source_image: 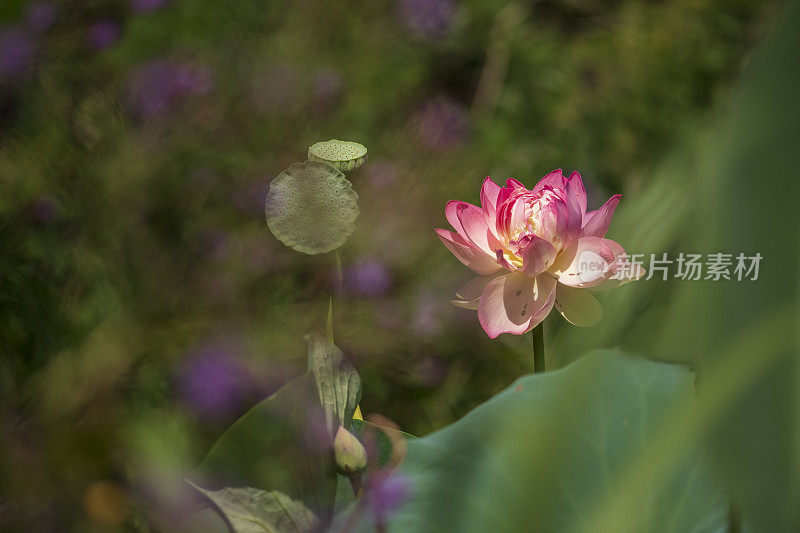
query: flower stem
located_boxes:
[729,503,741,533]
[331,249,344,345]
[532,322,545,373]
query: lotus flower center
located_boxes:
[509,189,563,253]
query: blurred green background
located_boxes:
[0,0,793,530]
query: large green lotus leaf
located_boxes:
[188,484,318,533]
[187,374,336,524]
[265,161,359,255]
[342,351,726,533]
[664,1,800,530]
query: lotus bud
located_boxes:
[333,425,367,475]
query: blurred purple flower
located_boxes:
[0,27,35,81]
[398,0,456,40]
[127,59,213,118]
[365,161,398,188]
[313,69,343,101]
[311,69,343,114]
[344,257,392,297]
[414,96,469,152]
[228,232,276,273]
[88,20,121,51]
[177,345,249,420]
[195,227,230,261]
[26,2,58,34]
[130,0,169,14]
[28,195,59,224]
[413,294,443,338]
[364,473,412,524]
[413,355,446,387]
[233,180,267,216]
[173,62,213,93]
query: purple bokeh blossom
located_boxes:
[365,161,399,188]
[177,345,250,420]
[233,180,267,216]
[127,59,213,118]
[310,68,343,114]
[344,257,392,297]
[0,27,35,81]
[28,195,59,224]
[130,0,170,14]
[413,355,447,387]
[194,227,231,262]
[414,96,469,152]
[88,20,122,51]
[413,294,444,338]
[26,2,58,34]
[364,473,412,524]
[398,0,456,40]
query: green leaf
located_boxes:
[188,374,335,523]
[188,483,318,533]
[306,333,362,437]
[265,161,359,255]
[662,1,800,529]
[340,351,725,533]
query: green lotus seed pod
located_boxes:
[308,140,368,173]
[265,161,359,255]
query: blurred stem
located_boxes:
[472,2,527,116]
[338,498,365,533]
[332,249,344,346]
[532,322,545,373]
[349,474,362,498]
[729,504,741,533]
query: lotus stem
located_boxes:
[332,249,344,345]
[532,322,545,373]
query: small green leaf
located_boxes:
[306,333,362,437]
[188,483,318,533]
[265,161,359,255]
[308,140,368,172]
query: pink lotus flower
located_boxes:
[436,170,644,338]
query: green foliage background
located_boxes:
[1,0,795,531]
